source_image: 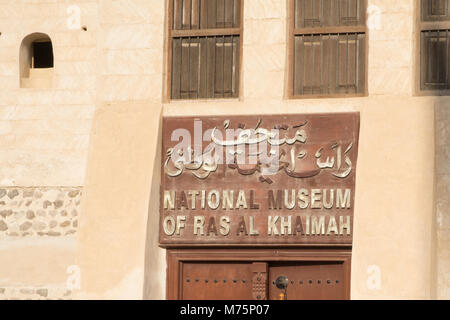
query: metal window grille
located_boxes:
[421,29,450,90]
[170,0,241,99]
[291,0,367,97]
[420,0,450,92]
[294,33,365,95]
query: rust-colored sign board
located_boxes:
[159,113,360,247]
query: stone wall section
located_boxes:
[0,287,72,300]
[0,187,81,238]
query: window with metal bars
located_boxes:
[290,0,367,97]
[169,0,241,100]
[420,0,450,92]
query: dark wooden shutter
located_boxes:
[291,0,367,97]
[419,0,450,92]
[295,0,366,28]
[421,30,450,90]
[421,0,450,21]
[169,0,241,100]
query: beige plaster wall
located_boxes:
[435,100,450,300]
[75,101,164,299]
[0,0,97,186]
[75,0,166,299]
[0,0,98,299]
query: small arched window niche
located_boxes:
[20,33,54,89]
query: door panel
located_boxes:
[269,262,346,300]
[181,262,254,300]
[166,249,351,300]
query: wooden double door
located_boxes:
[166,249,351,300]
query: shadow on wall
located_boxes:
[143,108,166,300]
[19,33,54,89]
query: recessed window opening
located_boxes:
[20,33,54,89]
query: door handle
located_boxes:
[275,275,289,300]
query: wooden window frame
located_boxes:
[415,0,450,96]
[165,0,244,102]
[287,0,369,99]
[166,248,352,300]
